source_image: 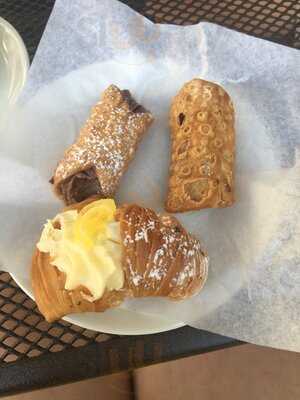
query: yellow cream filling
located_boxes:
[37,199,124,301]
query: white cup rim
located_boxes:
[0,16,29,104]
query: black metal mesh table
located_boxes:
[0,0,299,395]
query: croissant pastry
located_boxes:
[51,85,153,205]
[31,197,208,322]
[166,79,235,213]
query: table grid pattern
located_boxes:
[0,273,110,364]
[143,0,300,48]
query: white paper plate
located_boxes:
[5,61,245,335]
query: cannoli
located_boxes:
[51,85,153,205]
[165,79,235,212]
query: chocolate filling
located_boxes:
[121,90,146,113]
[58,167,102,205]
